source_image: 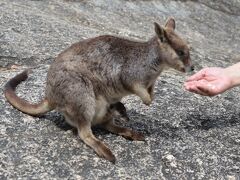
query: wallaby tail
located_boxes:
[4,70,53,116]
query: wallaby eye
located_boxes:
[177,50,185,57]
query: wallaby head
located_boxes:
[154,17,194,72]
[110,102,129,122]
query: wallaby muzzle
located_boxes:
[185,65,194,72]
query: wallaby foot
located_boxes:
[102,120,145,141]
[132,84,152,105]
[78,123,116,163]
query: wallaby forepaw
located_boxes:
[143,95,152,106]
[143,99,152,106]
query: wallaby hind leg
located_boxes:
[60,76,115,163]
[102,120,145,141]
[78,121,116,163]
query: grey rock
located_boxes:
[0,0,240,179]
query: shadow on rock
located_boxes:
[42,109,150,137]
[181,113,240,131]
[127,109,183,140]
[42,112,74,131]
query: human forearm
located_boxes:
[224,62,240,88]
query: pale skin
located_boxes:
[184,62,240,96]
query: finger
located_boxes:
[184,83,195,91]
[184,81,202,90]
[192,89,209,96]
[186,68,207,82]
[187,85,209,96]
[184,81,208,95]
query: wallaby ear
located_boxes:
[165,17,175,30]
[154,22,165,42]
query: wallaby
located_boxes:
[4,17,193,163]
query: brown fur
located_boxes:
[4,17,193,163]
[4,70,53,116]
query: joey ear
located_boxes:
[165,17,175,30]
[154,22,165,42]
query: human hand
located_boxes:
[184,67,233,96]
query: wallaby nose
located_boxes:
[191,65,195,71]
[185,65,194,73]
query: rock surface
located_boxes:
[0,0,240,179]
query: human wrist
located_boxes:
[224,63,240,87]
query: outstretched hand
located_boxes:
[184,67,233,96]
